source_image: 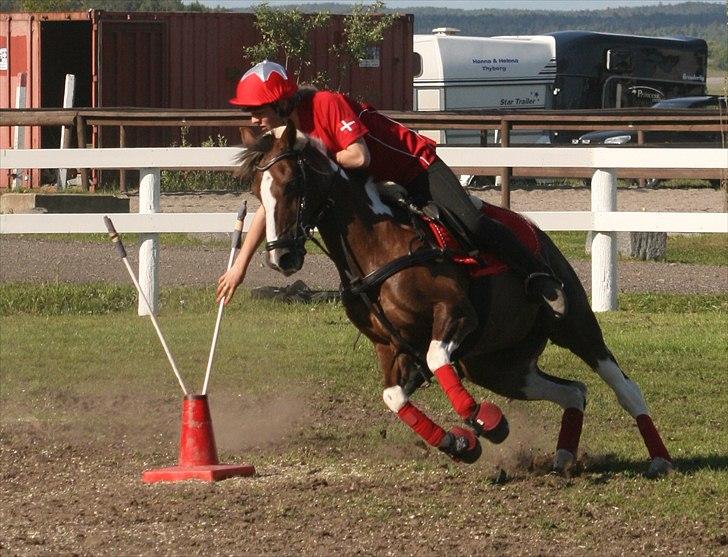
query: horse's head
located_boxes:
[238,121,337,276]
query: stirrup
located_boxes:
[525,272,567,319]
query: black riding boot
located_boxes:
[472,214,567,319]
[412,160,567,318]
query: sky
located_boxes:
[199,0,724,10]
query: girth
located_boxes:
[347,247,445,296]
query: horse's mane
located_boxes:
[234,133,275,181]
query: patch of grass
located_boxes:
[548,231,728,266]
[1,289,726,544]
[0,283,223,316]
[667,234,728,266]
[21,233,231,249]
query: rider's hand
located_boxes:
[216,265,245,305]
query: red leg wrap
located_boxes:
[636,414,671,461]
[433,364,477,419]
[473,401,504,432]
[556,407,584,456]
[398,402,447,447]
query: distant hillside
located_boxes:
[252,1,727,69]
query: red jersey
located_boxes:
[295,90,437,186]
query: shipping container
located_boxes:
[1,10,413,188]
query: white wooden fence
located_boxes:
[1,146,726,314]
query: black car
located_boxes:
[572,95,727,146]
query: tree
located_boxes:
[242,3,331,82]
[330,1,397,91]
[243,1,397,92]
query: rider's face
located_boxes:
[248,105,284,131]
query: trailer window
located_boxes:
[413,53,422,78]
[606,49,633,73]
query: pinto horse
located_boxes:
[238,122,673,477]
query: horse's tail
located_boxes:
[536,229,614,368]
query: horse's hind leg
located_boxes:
[468,353,588,473]
[592,354,672,477]
[376,344,481,464]
[549,298,673,477]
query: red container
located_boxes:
[1,10,414,188]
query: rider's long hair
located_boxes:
[274,85,318,119]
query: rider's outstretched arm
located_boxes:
[216,205,266,304]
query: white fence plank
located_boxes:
[2,146,726,170]
[1,211,726,235]
[1,145,726,313]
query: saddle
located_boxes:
[377,183,540,278]
[423,201,540,277]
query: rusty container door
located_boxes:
[96,15,168,150]
[1,12,93,188]
[1,13,37,188]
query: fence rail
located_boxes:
[1,145,726,314]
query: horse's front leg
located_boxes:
[376,344,482,464]
[428,301,510,445]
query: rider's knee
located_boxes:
[383,385,408,413]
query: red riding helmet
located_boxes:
[229,60,298,108]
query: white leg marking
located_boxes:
[383,385,408,413]
[365,178,394,216]
[522,364,586,410]
[596,358,649,417]
[426,339,458,371]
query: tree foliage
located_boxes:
[244,1,397,92]
[329,1,397,89]
[2,0,207,12]
[242,3,331,81]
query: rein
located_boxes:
[256,146,437,393]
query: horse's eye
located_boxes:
[285,179,303,196]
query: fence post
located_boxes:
[590,168,618,311]
[138,168,160,316]
[57,74,75,188]
[12,73,27,191]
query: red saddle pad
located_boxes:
[426,201,540,277]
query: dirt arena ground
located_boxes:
[1,186,727,555]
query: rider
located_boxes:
[217,60,566,318]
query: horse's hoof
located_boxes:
[468,408,509,445]
[438,427,482,464]
[646,457,674,479]
[467,402,510,444]
[552,449,575,475]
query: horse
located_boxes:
[237,121,673,478]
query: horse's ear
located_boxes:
[281,119,297,148]
[240,126,262,148]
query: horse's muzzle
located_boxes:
[265,235,307,276]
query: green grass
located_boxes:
[1,285,726,544]
[548,231,728,265]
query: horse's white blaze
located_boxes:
[260,170,282,264]
[522,363,586,410]
[426,339,458,371]
[595,358,649,417]
[365,178,394,216]
[383,385,408,413]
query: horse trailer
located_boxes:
[413,29,708,145]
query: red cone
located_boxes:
[142,394,255,483]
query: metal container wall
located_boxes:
[1,12,93,187]
[1,9,413,188]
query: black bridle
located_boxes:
[255,148,335,255]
